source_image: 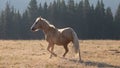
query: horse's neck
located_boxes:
[41,22,50,32]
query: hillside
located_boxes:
[0,40,120,68]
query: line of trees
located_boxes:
[0,0,120,39]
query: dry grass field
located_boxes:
[0,40,120,68]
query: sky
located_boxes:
[0,0,52,13]
[0,0,120,15]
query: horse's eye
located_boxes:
[35,22,38,25]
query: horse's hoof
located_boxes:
[49,55,52,58]
[79,60,83,63]
[63,54,66,58]
[53,53,57,57]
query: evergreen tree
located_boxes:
[21,10,29,39]
[75,0,84,38]
[38,3,43,17]
[27,0,39,38]
[67,0,75,17]
[67,0,75,12]
[28,0,38,22]
[50,0,58,23]
[115,4,120,24]
[114,4,120,38]
[105,7,114,38]
[0,11,6,38]
[59,0,67,27]
[83,0,91,18]
[94,0,106,38]
[12,11,22,38]
[66,0,75,27]
[43,2,48,18]
[82,0,91,38]
[3,2,13,38]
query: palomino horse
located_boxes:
[31,17,81,61]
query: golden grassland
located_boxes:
[0,40,120,68]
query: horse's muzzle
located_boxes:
[31,27,36,31]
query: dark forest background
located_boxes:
[0,0,120,39]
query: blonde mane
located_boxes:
[41,18,55,29]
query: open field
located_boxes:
[0,40,120,68]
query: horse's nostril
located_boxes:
[31,27,35,31]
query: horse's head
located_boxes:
[31,17,45,32]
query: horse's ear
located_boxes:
[39,16,42,20]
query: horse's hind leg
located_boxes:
[63,45,69,57]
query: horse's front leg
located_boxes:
[47,43,57,58]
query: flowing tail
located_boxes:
[71,28,81,61]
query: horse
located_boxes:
[31,17,81,61]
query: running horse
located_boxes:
[31,17,81,61]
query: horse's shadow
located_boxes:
[62,58,120,68]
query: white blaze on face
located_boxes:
[31,17,40,31]
[35,17,40,22]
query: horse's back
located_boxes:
[58,27,73,42]
[47,27,74,45]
